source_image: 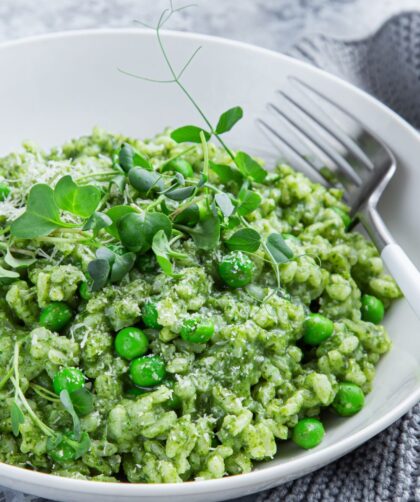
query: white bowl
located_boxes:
[0,29,419,502]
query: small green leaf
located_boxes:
[215,193,235,218]
[10,401,25,437]
[209,161,243,185]
[128,167,164,194]
[60,390,81,440]
[225,228,261,252]
[266,233,294,263]
[171,126,211,144]
[83,212,112,236]
[69,388,94,417]
[11,184,76,239]
[237,190,261,216]
[179,211,220,250]
[110,174,127,193]
[117,212,172,254]
[4,249,36,269]
[0,266,20,280]
[152,230,181,277]
[164,186,196,201]
[54,176,101,218]
[68,431,91,459]
[173,204,200,227]
[215,106,243,134]
[110,252,136,283]
[235,152,267,183]
[105,205,136,238]
[119,143,152,172]
[88,258,111,291]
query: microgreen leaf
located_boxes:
[83,211,112,236]
[69,388,94,417]
[215,193,235,218]
[60,389,81,440]
[164,185,196,201]
[128,167,164,194]
[105,205,136,239]
[54,176,101,218]
[109,252,136,283]
[119,143,152,172]
[215,106,243,134]
[266,233,294,263]
[117,212,172,253]
[209,161,243,185]
[178,211,220,250]
[96,247,116,264]
[4,249,36,269]
[47,431,91,461]
[10,401,25,437]
[88,259,111,291]
[225,228,261,252]
[69,431,91,459]
[171,126,211,144]
[152,230,182,277]
[0,266,20,281]
[10,184,77,239]
[173,204,200,227]
[235,152,267,183]
[111,174,127,193]
[237,190,261,216]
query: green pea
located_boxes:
[78,281,92,301]
[162,159,194,178]
[114,327,149,360]
[292,418,325,449]
[332,207,352,229]
[218,251,254,288]
[39,302,73,332]
[303,313,334,345]
[142,301,161,329]
[361,294,384,324]
[53,367,85,395]
[129,355,166,387]
[332,382,365,416]
[180,317,214,343]
[0,183,10,201]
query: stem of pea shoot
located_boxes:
[119,4,236,162]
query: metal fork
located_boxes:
[258,77,420,318]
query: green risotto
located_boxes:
[0,128,401,482]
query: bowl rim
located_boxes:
[0,27,419,498]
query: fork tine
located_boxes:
[256,118,335,187]
[277,89,375,171]
[290,77,386,160]
[267,102,362,186]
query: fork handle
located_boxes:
[382,243,420,318]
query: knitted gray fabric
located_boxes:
[0,3,419,502]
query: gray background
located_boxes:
[1,1,419,501]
